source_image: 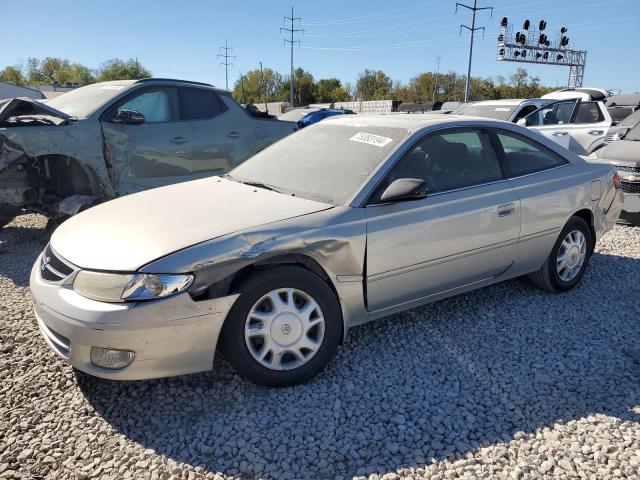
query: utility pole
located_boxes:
[456,0,493,102]
[432,56,442,103]
[259,62,268,114]
[239,72,246,105]
[217,40,235,91]
[280,6,303,108]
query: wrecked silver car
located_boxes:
[0,79,296,227]
[30,115,622,386]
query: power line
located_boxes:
[457,0,493,102]
[280,6,303,107]
[303,0,444,26]
[217,40,235,90]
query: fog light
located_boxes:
[90,347,135,369]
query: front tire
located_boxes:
[221,266,342,387]
[528,216,593,293]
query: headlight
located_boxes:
[73,271,194,303]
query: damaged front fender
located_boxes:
[0,119,114,216]
[141,206,370,333]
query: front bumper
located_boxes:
[29,254,238,380]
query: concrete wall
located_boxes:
[0,82,45,100]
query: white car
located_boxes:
[518,98,612,155]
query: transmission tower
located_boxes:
[280,6,303,107]
[456,0,493,102]
[217,40,235,91]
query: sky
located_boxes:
[2,0,639,93]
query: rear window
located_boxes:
[574,102,604,124]
[496,131,568,177]
[179,87,225,120]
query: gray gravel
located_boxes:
[1,214,639,480]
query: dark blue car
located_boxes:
[279,108,356,128]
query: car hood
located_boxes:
[51,176,333,271]
[592,140,640,167]
[0,97,72,124]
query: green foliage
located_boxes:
[356,69,393,101]
[278,68,317,106]
[0,66,27,86]
[96,58,151,82]
[26,57,96,86]
[232,68,283,105]
[316,78,351,103]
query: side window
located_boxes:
[118,89,174,123]
[496,131,568,177]
[525,101,576,126]
[179,87,225,120]
[574,102,604,124]
[376,129,503,199]
[513,105,538,122]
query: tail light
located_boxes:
[613,171,622,189]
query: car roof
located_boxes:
[128,78,228,95]
[321,113,509,131]
[467,99,528,106]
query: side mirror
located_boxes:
[110,109,145,125]
[516,118,527,127]
[379,178,428,203]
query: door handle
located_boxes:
[588,130,604,135]
[497,203,516,217]
[552,131,568,136]
[170,136,188,144]
[227,131,240,138]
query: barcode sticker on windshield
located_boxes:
[494,107,511,111]
[349,132,393,147]
[100,85,125,90]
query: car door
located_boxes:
[365,127,521,314]
[100,85,195,194]
[522,99,580,151]
[179,86,248,175]
[561,101,612,154]
[491,129,575,272]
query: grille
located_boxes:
[40,245,75,282]
[621,182,640,194]
[617,165,640,174]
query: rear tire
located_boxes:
[221,266,342,387]
[528,216,593,293]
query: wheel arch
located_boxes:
[571,208,596,253]
[203,252,345,342]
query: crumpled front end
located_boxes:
[0,119,113,219]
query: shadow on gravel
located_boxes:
[71,251,640,479]
[0,218,48,287]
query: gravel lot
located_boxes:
[1,214,639,480]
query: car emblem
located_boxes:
[41,256,51,271]
[281,324,292,335]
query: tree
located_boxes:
[96,58,151,82]
[25,57,95,86]
[356,69,393,101]
[316,78,351,103]
[278,68,317,106]
[0,65,27,86]
[232,68,283,105]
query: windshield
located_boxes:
[608,107,635,123]
[621,109,640,127]
[455,104,516,120]
[46,82,132,117]
[228,124,409,205]
[625,122,640,141]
